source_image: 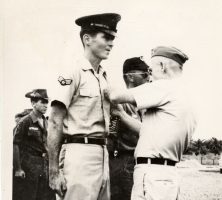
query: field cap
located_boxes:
[123,57,149,74]
[25,89,49,100]
[75,13,121,37]
[151,46,188,65]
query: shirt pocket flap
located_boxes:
[28,127,41,137]
[79,88,99,97]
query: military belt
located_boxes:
[136,157,177,166]
[109,150,134,158]
[24,148,47,158]
[65,136,107,146]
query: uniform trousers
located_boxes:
[131,164,180,200]
[59,143,110,200]
[109,152,134,200]
[13,152,55,200]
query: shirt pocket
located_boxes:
[79,88,99,97]
[73,88,101,121]
[28,127,41,138]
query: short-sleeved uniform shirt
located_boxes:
[52,56,110,137]
[130,77,197,162]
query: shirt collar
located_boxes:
[30,111,38,123]
[30,111,45,123]
[78,56,107,77]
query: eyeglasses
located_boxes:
[125,72,149,78]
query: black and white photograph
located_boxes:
[1,0,222,199]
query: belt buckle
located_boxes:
[148,158,151,164]
[42,153,46,157]
[104,138,108,145]
[114,150,118,157]
[84,137,88,144]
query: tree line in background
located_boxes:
[185,137,222,156]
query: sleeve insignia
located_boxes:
[58,76,73,86]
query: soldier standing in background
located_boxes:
[13,89,55,200]
[108,57,150,200]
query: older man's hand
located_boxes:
[111,104,125,117]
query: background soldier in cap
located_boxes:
[13,108,32,200]
[47,13,121,200]
[104,46,197,200]
[13,89,55,200]
[108,57,150,200]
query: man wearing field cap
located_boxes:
[108,57,150,200]
[13,89,55,200]
[47,13,121,200]
[104,46,197,200]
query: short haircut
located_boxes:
[79,29,100,46]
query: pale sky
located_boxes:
[1,0,222,197]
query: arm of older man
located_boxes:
[104,87,136,105]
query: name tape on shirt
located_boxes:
[29,127,39,131]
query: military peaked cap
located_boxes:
[75,13,121,37]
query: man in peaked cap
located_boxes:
[47,13,121,200]
[108,57,150,200]
[13,89,55,200]
[104,46,197,200]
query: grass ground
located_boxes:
[178,160,222,200]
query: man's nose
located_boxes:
[108,39,114,47]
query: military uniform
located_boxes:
[50,13,121,200]
[108,104,142,200]
[13,108,32,200]
[129,47,197,200]
[13,111,55,200]
[108,57,149,200]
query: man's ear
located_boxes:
[31,101,36,108]
[83,34,91,46]
[160,62,167,73]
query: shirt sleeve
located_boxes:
[13,119,28,145]
[51,67,80,109]
[130,80,171,110]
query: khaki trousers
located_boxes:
[59,143,110,200]
[131,164,180,200]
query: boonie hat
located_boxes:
[25,89,49,100]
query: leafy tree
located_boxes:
[191,139,208,164]
[207,137,222,155]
